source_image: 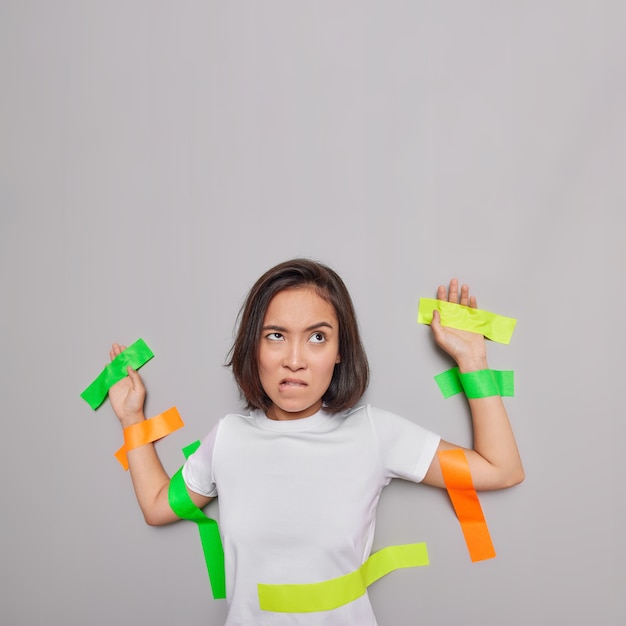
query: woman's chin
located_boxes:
[267,401,322,421]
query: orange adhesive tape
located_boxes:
[114,407,184,470]
[438,449,496,562]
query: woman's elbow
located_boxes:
[142,508,175,527]
[143,512,163,527]
[502,465,525,489]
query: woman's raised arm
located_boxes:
[422,281,525,491]
[108,343,213,525]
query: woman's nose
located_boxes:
[283,343,305,370]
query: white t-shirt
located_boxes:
[183,404,441,626]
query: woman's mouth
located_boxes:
[279,379,307,390]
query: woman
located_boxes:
[108,258,524,625]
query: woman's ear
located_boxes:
[335,353,341,364]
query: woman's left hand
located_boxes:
[430,278,487,371]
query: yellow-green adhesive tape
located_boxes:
[169,441,226,599]
[258,542,429,613]
[417,298,517,344]
[435,367,514,399]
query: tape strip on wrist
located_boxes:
[114,407,184,470]
[434,368,514,399]
[460,369,505,398]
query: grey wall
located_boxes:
[1,2,623,625]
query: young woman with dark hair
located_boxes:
[108,258,523,625]
[227,258,369,414]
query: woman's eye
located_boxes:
[267,332,283,341]
[309,332,326,343]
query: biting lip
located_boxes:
[279,378,308,388]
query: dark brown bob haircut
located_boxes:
[227,258,369,414]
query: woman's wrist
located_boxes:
[456,357,489,373]
[119,412,146,429]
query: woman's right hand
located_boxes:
[108,343,146,427]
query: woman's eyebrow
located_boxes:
[305,321,334,331]
[261,322,334,332]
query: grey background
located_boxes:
[1,2,623,625]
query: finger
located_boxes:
[430,310,448,346]
[431,309,442,334]
[469,294,478,309]
[126,366,145,391]
[448,278,459,304]
[437,285,447,301]
[110,343,127,361]
[459,284,468,306]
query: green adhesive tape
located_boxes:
[434,367,514,399]
[80,338,154,410]
[418,298,517,344]
[434,368,465,398]
[169,441,226,599]
[258,542,429,613]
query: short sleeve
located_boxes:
[367,405,441,483]
[181,422,220,497]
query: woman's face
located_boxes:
[258,286,341,420]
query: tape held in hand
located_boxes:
[80,338,154,409]
[417,298,517,344]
